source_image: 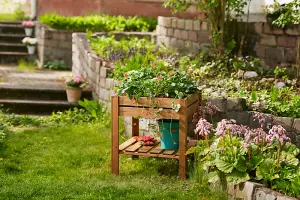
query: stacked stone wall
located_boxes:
[156,16,300,68]
[36,23,73,68]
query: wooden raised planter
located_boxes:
[111,93,201,180]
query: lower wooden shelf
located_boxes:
[119,137,197,160]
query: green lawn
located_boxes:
[0,123,226,199]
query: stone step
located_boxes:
[0,99,81,115]
[0,85,92,101]
[0,42,25,46]
[0,33,26,37]
[0,51,28,55]
[0,45,27,52]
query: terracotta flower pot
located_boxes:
[66,87,82,103]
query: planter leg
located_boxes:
[132,117,139,159]
[111,96,119,175]
[179,108,188,180]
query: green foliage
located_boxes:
[17,59,36,72]
[13,4,29,20]
[44,60,69,70]
[0,123,227,199]
[193,123,300,198]
[230,56,261,72]
[164,0,248,55]
[265,0,300,28]
[273,66,288,79]
[78,99,109,126]
[40,14,157,32]
[115,67,199,99]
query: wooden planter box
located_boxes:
[111,93,201,180]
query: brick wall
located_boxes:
[156,16,300,68]
[37,0,197,18]
[36,23,73,68]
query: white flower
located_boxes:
[22,37,38,45]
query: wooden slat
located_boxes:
[176,140,198,156]
[187,100,200,122]
[138,141,160,153]
[111,96,119,175]
[163,150,176,155]
[119,96,184,108]
[187,93,201,107]
[120,151,179,159]
[119,138,137,151]
[124,141,143,152]
[149,145,164,154]
[119,107,179,119]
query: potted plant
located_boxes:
[22,37,37,55]
[22,20,34,36]
[65,75,88,103]
[115,67,200,150]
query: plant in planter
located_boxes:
[22,20,34,36]
[115,67,200,150]
[22,37,37,55]
[65,75,88,103]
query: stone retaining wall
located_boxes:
[36,23,74,68]
[228,181,298,200]
[72,32,156,135]
[207,97,300,146]
[156,16,300,68]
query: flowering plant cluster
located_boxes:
[22,20,34,27]
[22,37,37,46]
[229,56,261,72]
[65,75,88,88]
[189,106,300,198]
[115,67,199,100]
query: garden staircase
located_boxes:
[0,66,93,115]
[0,21,33,64]
[0,85,92,115]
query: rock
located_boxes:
[244,71,258,79]
[274,82,286,88]
[237,69,245,79]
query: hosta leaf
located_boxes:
[226,170,250,185]
[256,158,279,181]
[250,156,264,170]
[186,147,196,155]
[280,151,299,166]
[207,170,220,183]
[216,156,234,173]
[234,156,247,172]
[282,142,300,156]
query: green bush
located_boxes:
[44,60,69,70]
[39,14,157,32]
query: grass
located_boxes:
[0,123,227,200]
[0,13,16,22]
[17,59,37,72]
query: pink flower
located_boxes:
[22,21,34,27]
[73,75,82,83]
[152,66,156,69]
[157,77,162,81]
[187,68,193,73]
[194,118,213,137]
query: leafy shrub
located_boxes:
[44,60,69,70]
[40,14,157,32]
[115,67,199,99]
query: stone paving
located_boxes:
[0,65,72,89]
